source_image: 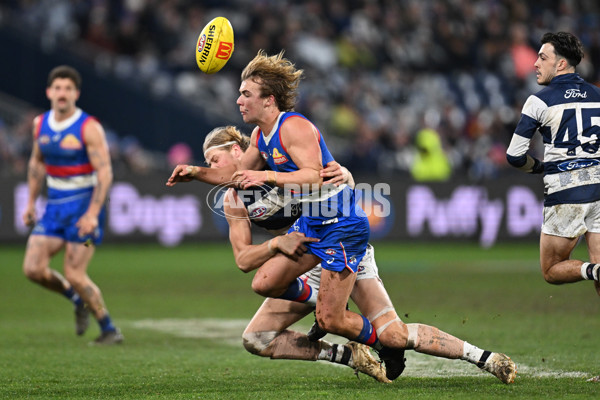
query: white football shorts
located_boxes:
[300,243,380,292]
[542,200,600,238]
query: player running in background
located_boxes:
[507,32,600,295]
[168,125,518,384]
[22,65,123,345]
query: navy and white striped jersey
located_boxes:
[507,73,600,206]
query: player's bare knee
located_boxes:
[242,331,277,356]
[250,275,281,297]
[23,265,45,282]
[63,268,84,288]
[541,267,562,284]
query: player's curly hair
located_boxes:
[541,32,584,67]
[241,50,303,112]
[47,65,82,89]
[203,126,250,159]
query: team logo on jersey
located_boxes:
[348,256,357,265]
[249,206,267,218]
[272,148,289,165]
[39,135,50,145]
[59,134,82,150]
[357,265,365,273]
[260,151,269,161]
[325,248,337,255]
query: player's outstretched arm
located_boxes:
[166,163,237,187]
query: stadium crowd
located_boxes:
[2,0,600,180]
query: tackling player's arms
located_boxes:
[225,189,317,272]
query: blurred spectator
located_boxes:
[410,128,451,182]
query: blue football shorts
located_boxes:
[288,215,370,273]
[31,191,106,245]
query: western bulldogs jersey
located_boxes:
[507,73,600,206]
[36,108,97,200]
[255,111,366,224]
[32,108,106,244]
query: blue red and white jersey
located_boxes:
[507,73,600,206]
[255,111,365,224]
[35,108,97,200]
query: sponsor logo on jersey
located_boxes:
[557,158,600,171]
[564,89,587,99]
[325,248,336,255]
[260,151,269,161]
[59,134,82,150]
[249,206,267,218]
[326,258,335,264]
[272,148,289,165]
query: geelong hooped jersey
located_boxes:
[236,185,301,234]
[507,73,600,206]
[36,108,96,200]
[255,111,364,223]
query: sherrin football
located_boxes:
[196,17,234,74]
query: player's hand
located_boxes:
[321,161,347,186]
[231,170,268,189]
[22,206,36,227]
[276,232,319,261]
[76,213,98,237]
[166,164,197,186]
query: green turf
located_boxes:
[1,241,599,399]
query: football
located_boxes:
[195,16,234,74]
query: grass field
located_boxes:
[1,241,599,399]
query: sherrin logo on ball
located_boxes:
[196,16,234,74]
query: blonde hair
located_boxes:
[241,50,303,112]
[203,126,250,159]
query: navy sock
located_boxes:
[62,287,83,306]
[98,315,116,332]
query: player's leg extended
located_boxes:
[540,232,585,284]
[64,242,122,343]
[243,297,389,382]
[352,276,516,383]
[23,235,68,292]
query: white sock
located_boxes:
[581,262,600,281]
[462,341,485,364]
